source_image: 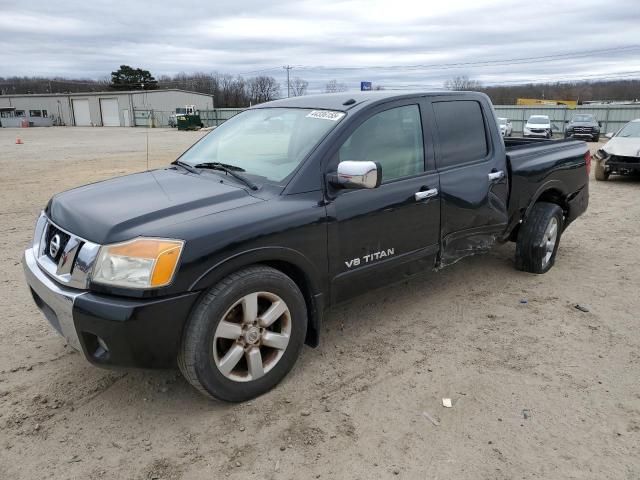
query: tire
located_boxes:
[595,162,609,181]
[178,266,307,402]
[515,202,564,274]
[593,135,600,142]
[547,131,552,139]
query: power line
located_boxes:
[246,45,640,74]
[385,70,640,90]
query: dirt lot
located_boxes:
[1,127,638,479]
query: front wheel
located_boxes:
[595,162,609,181]
[515,202,564,274]
[178,266,307,402]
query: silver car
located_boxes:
[594,119,640,181]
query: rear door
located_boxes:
[430,97,509,265]
[326,100,441,303]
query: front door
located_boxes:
[326,102,441,304]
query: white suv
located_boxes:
[523,115,552,139]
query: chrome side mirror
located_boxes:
[333,161,382,189]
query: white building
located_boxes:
[0,89,214,127]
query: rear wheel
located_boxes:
[178,266,307,402]
[595,162,609,181]
[515,202,563,274]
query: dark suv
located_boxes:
[565,114,601,142]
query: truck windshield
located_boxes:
[529,116,549,124]
[179,108,345,183]
[617,122,640,138]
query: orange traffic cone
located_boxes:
[16,138,23,144]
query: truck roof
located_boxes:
[252,90,482,112]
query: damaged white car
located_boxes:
[594,119,640,181]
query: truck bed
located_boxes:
[504,137,589,237]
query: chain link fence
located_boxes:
[133,104,640,136]
[494,105,640,135]
[133,108,245,128]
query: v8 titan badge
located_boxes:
[344,248,395,268]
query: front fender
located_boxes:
[189,246,326,347]
[189,246,324,294]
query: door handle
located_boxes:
[488,170,505,182]
[415,188,438,201]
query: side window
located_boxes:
[433,101,488,168]
[339,105,424,182]
[29,110,42,118]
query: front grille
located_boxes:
[44,224,70,263]
[573,127,593,134]
[530,129,546,133]
[32,213,101,289]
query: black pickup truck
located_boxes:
[23,92,590,401]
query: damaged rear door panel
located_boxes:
[430,96,509,267]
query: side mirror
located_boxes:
[598,121,602,127]
[605,133,614,139]
[332,161,382,189]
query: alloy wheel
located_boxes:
[212,292,291,382]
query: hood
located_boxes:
[47,168,263,244]
[602,137,640,157]
[568,121,598,128]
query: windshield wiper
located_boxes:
[194,162,258,190]
[171,160,200,175]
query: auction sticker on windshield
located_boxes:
[306,110,346,121]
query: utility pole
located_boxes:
[283,65,293,97]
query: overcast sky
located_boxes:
[1,0,639,93]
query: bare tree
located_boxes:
[325,79,348,93]
[444,75,482,91]
[289,77,309,96]
[246,76,280,104]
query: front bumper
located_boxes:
[567,130,598,138]
[523,130,550,137]
[23,247,200,368]
[602,157,640,174]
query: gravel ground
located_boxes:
[0,127,638,479]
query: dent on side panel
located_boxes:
[436,173,509,269]
[437,228,502,269]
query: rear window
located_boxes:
[433,100,488,168]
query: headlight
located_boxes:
[92,238,184,289]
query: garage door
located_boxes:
[100,98,120,126]
[72,99,91,126]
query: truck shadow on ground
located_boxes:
[104,241,520,412]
